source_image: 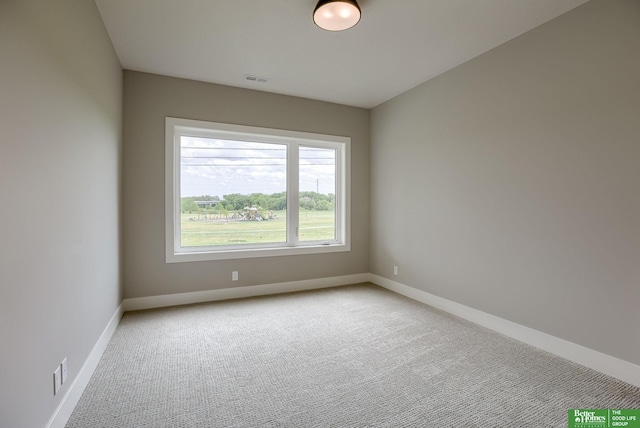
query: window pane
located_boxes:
[180,137,287,247]
[299,146,336,242]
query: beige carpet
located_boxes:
[66,283,640,427]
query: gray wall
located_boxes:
[371,0,640,366]
[123,71,369,298]
[0,1,123,427]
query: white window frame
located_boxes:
[165,117,351,263]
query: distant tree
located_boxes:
[299,196,316,210]
[316,200,332,211]
[223,193,251,210]
[181,199,199,214]
[219,205,229,222]
[268,192,287,210]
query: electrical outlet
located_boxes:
[53,366,61,395]
[393,266,399,276]
[61,358,68,384]
[232,271,239,281]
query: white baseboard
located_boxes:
[46,303,124,428]
[123,273,370,312]
[369,274,640,388]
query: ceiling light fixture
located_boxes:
[313,0,361,32]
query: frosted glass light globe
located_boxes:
[313,0,361,32]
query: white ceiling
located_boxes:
[95,0,588,108]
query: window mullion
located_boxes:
[336,145,344,243]
[287,142,299,246]
[173,135,183,253]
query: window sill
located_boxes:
[166,242,350,263]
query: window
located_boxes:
[165,117,350,262]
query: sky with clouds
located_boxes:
[180,137,336,198]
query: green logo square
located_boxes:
[569,409,608,428]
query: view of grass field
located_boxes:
[180,210,335,247]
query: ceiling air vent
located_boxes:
[245,74,269,83]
